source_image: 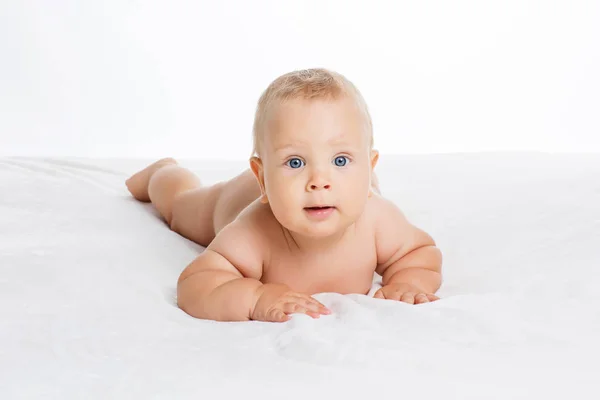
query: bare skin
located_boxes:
[126,97,442,322]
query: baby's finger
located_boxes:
[267,308,289,323]
[373,289,385,299]
[400,292,415,304]
[293,294,331,314]
[385,290,403,301]
[306,296,330,312]
[299,296,326,311]
[426,294,440,302]
[282,302,318,318]
[415,293,430,304]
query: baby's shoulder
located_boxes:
[235,201,281,237]
[364,194,415,255]
[363,193,407,228]
[206,202,276,279]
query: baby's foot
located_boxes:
[125,158,177,202]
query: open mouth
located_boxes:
[303,206,336,220]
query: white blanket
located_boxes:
[1,153,599,399]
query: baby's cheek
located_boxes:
[268,191,295,218]
[347,185,370,214]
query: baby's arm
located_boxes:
[177,219,330,322]
[373,197,442,303]
[176,221,264,321]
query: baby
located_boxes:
[126,68,442,322]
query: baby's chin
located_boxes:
[283,218,356,241]
[295,226,342,239]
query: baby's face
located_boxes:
[255,97,377,238]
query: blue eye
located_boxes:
[333,156,349,167]
[286,158,305,169]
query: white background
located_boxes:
[1,0,599,160]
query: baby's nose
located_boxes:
[307,173,331,191]
[309,182,331,190]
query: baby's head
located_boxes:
[250,68,378,239]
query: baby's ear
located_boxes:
[369,149,380,198]
[249,157,269,204]
[370,149,379,169]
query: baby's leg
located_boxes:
[125,158,259,246]
[125,158,221,246]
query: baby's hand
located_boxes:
[374,282,439,304]
[251,283,331,322]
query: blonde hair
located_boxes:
[252,68,373,157]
